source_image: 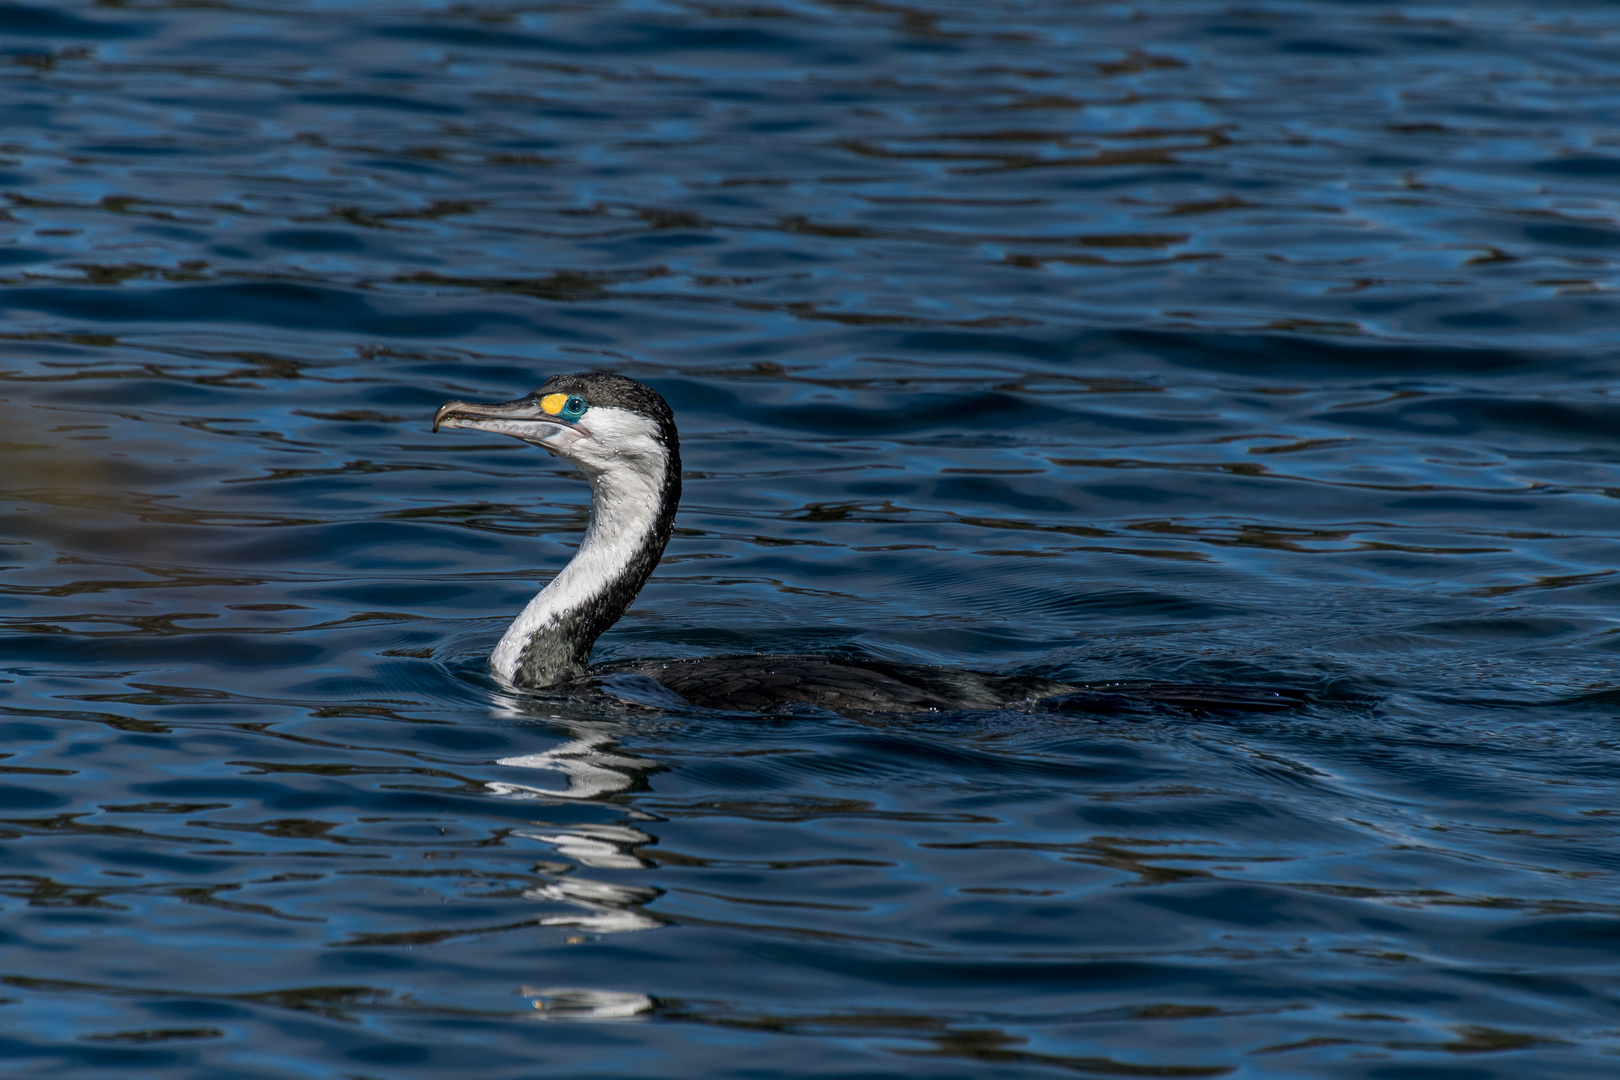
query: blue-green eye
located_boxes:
[560,395,588,421]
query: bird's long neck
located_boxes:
[493,442,679,688]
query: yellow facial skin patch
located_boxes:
[539,393,589,421]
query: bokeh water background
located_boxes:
[3,1,1620,1076]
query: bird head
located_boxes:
[434,371,677,478]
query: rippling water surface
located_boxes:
[3,2,1620,1076]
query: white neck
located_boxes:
[490,445,667,685]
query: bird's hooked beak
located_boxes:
[433,395,588,455]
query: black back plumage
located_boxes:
[605,654,1304,716]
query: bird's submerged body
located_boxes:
[435,372,1302,717]
[602,654,1071,714]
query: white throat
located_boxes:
[491,409,669,685]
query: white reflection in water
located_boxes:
[512,824,653,869]
[519,986,654,1021]
[525,877,665,934]
[486,698,657,798]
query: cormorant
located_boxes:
[434,372,1301,716]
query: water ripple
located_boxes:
[2,1,1620,1077]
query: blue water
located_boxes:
[3,2,1620,1076]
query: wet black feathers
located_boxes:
[603,654,1301,716]
[609,654,1046,713]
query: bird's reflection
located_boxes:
[484,690,659,799]
[524,878,665,934]
[519,986,654,1021]
[510,823,652,869]
[483,691,667,933]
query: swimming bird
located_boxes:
[434,372,1301,715]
